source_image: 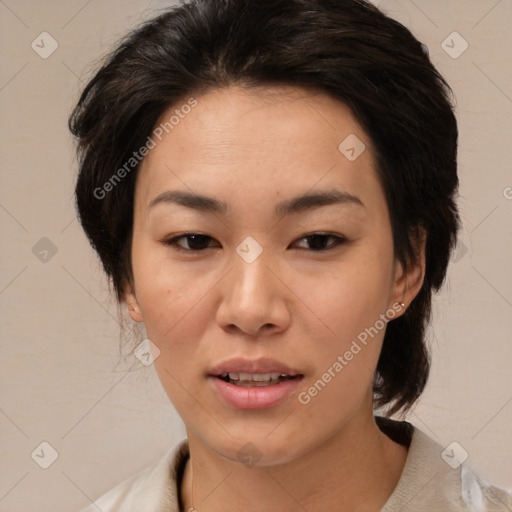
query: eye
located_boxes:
[161,232,348,253]
[293,233,347,251]
[161,233,218,252]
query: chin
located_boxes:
[200,426,313,468]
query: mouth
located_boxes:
[215,372,302,387]
[209,371,304,410]
[207,358,304,409]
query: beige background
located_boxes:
[0,1,511,510]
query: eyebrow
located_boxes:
[148,188,364,217]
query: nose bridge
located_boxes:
[217,235,289,334]
[232,236,274,307]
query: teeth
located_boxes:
[228,372,286,382]
[216,371,298,386]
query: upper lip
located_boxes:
[209,357,303,377]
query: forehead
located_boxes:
[150,84,367,161]
[135,85,384,219]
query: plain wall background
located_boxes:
[0,1,511,510]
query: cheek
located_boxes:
[131,248,211,400]
[295,296,386,427]
[293,245,393,340]
[291,249,393,406]
[132,240,199,332]
[135,258,211,415]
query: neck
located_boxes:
[181,412,408,512]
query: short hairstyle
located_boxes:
[69,0,460,416]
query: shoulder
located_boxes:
[381,422,512,511]
[78,438,189,512]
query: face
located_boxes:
[125,85,423,466]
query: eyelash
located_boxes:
[161,232,348,253]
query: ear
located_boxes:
[124,283,143,323]
[389,227,426,314]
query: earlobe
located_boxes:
[390,227,427,314]
[124,285,143,323]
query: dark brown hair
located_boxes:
[69,0,460,416]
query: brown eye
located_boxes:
[162,232,347,253]
[293,233,347,251]
[162,233,218,252]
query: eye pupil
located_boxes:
[307,235,327,250]
[186,234,210,250]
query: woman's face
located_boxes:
[126,85,421,465]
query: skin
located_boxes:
[125,85,425,512]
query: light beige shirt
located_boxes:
[80,419,512,511]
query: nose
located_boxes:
[215,244,291,337]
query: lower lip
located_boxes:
[209,376,303,410]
